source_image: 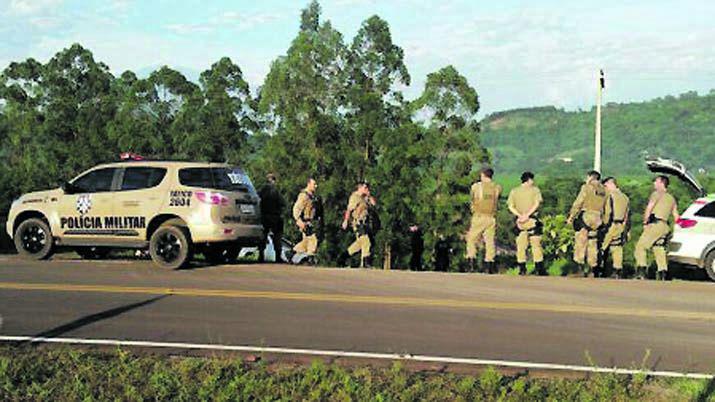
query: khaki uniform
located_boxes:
[346,191,371,259]
[466,181,501,261]
[507,185,543,264]
[635,191,676,272]
[292,190,318,255]
[568,180,607,267]
[601,189,630,270]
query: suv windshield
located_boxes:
[179,167,256,193]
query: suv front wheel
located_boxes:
[149,226,192,269]
[14,218,54,260]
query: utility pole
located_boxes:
[594,69,604,172]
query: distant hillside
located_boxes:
[480,90,715,176]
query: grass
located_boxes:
[0,346,712,401]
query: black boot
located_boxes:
[656,270,667,281]
[635,266,646,280]
[349,254,360,268]
[306,255,318,266]
[487,261,497,274]
[535,261,545,276]
[518,263,527,276]
[362,256,373,269]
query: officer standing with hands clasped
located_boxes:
[507,171,545,276]
[258,173,286,263]
[600,177,630,278]
[567,170,607,277]
[634,175,679,280]
[465,168,501,274]
[292,177,319,265]
[342,181,376,268]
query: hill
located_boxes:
[480,90,715,176]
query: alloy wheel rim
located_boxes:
[21,225,46,254]
[156,232,181,263]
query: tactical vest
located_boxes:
[583,182,607,213]
[300,191,316,221]
[472,182,499,215]
[351,193,369,225]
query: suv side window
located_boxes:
[120,167,167,191]
[695,201,715,218]
[72,168,117,193]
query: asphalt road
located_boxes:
[1,254,714,374]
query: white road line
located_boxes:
[0,335,711,379]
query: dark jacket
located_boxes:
[259,183,285,221]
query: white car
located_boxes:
[647,158,715,281]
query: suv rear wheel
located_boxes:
[14,218,54,260]
[704,251,715,282]
[149,226,192,269]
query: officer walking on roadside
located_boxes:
[342,181,376,268]
[567,170,607,277]
[507,171,545,276]
[258,173,286,263]
[600,177,630,278]
[292,177,319,265]
[634,175,679,280]
[465,168,501,274]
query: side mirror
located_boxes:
[61,181,75,195]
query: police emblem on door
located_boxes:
[76,194,92,215]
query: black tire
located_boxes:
[149,226,192,269]
[75,246,111,260]
[14,218,54,260]
[704,252,715,282]
[204,243,239,265]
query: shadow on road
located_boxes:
[24,294,170,342]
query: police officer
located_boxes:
[507,171,544,276]
[634,175,679,280]
[567,170,607,277]
[600,177,630,278]
[342,181,375,268]
[292,177,319,265]
[258,173,286,263]
[465,168,501,274]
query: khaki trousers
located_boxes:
[574,211,602,267]
[294,233,318,255]
[635,222,670,272]
[466,214,496,262]
[601,223,625,269]
[348,233,371,258]
[516,218,543,263]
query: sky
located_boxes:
[2,0,715,116]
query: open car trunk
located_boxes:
[646,157,705,196]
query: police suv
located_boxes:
[647,157,715,281]
[6,155,263,269]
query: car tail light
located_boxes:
[694,199,708,205]
[195,191,229,206]
[677,218,697,228]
